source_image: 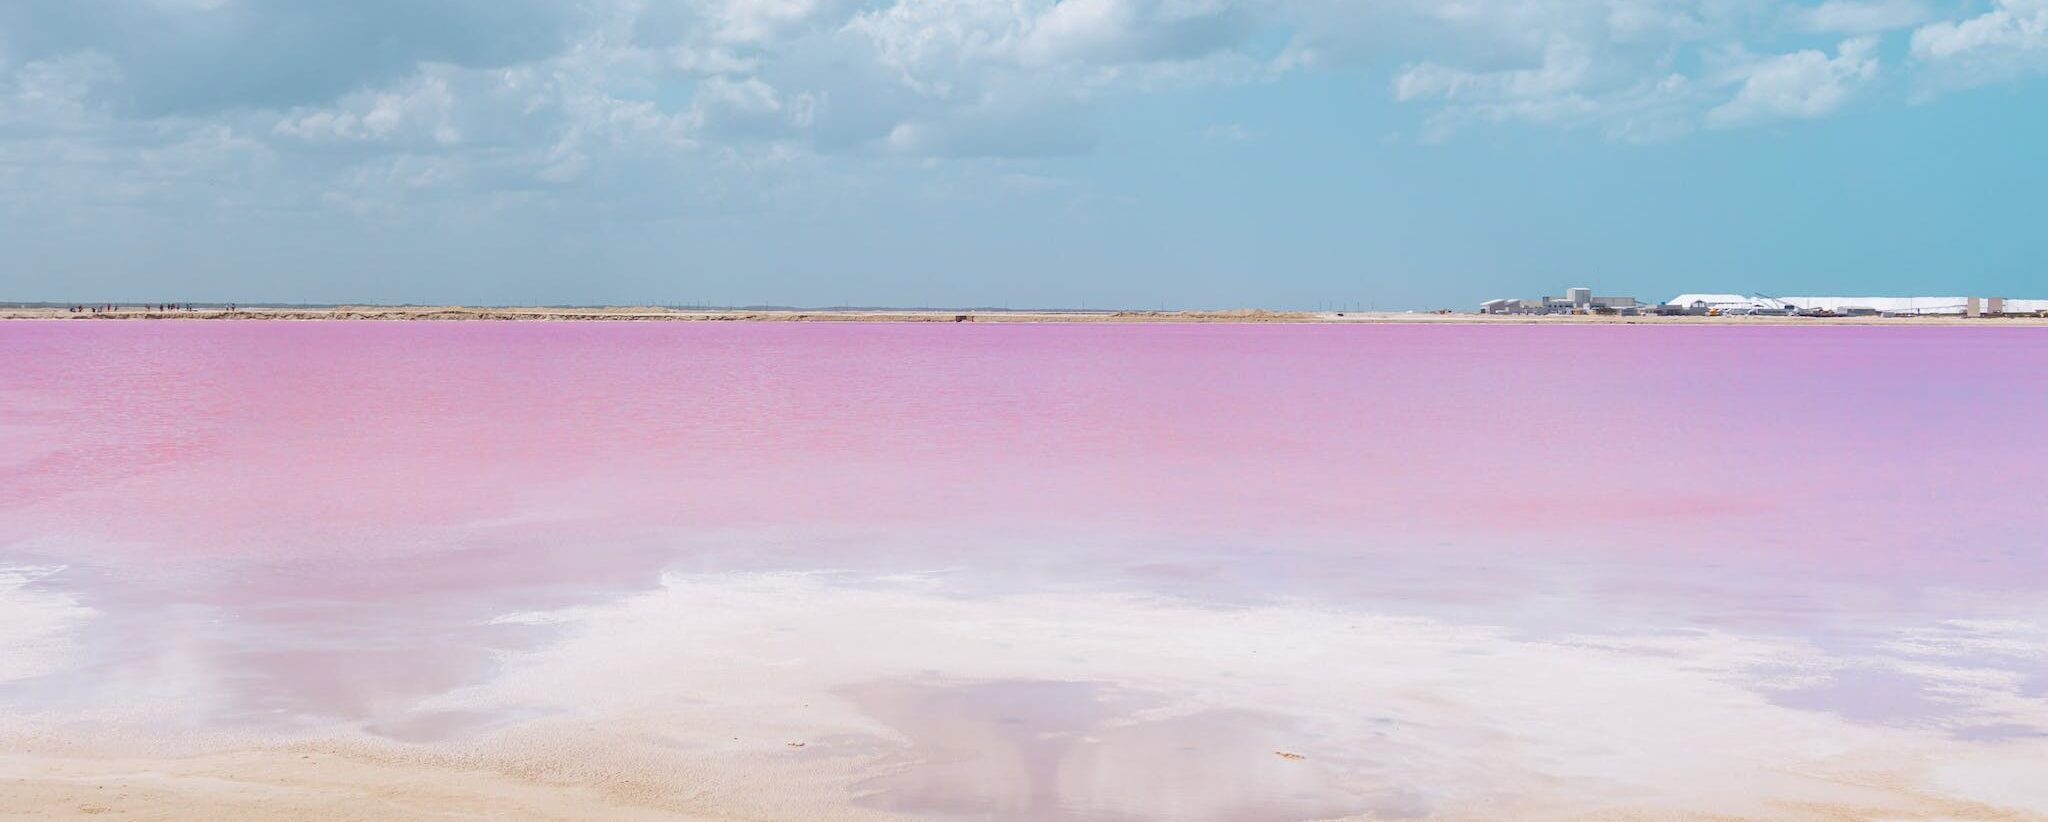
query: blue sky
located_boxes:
[2,0,2044,309]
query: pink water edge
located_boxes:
[3,320,2046,818]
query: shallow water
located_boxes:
[3,320,2046,818]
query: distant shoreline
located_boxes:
[5,305,2048,325]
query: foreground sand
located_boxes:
[0,749,694,821]
[3,741,2037,822]
[5,304,2048,325]
[0,720,889,821]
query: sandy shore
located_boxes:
[0,748,696,821]
[5,305,2048,325]
[3,741,2031,822]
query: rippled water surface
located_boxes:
[3,320,2045,818]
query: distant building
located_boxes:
[1780,296,1971,316]
[1659,294,2048,317]
[1773,296,2048,316]
[1663,294,1767,315]
[1480,287,1640,315]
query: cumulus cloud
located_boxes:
[1708,36,1881,127]
[1,0,2046,224]
[1910,0,2048,89]
[1391,39,1704,142]
[273,74,461,145]
[1016,0,1254,66]
[1365,0,1804,139]
[0,0,582,116]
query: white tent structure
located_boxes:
[1665,294,1775,313]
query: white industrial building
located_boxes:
[1481,287,1641,315]
[1664,294,1764,314]
[1779,296,2048,316]
[1662,294,2048,317]
[1487,290,2048,317]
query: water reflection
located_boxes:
[848,679,1392,821]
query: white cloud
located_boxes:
[842,0,1032,97]
[0,1,584,117]
[1708,36,1881,127]
[274,74,461,145]
[1391,40,1703,141]
[1394,41,1595,105]
[3,0,2034,169]
[705,0,844,46]
[1203,122,1251,142]
[1798,0,1934,33]
[691,75,817,137]
[4,0,2048,227]
[1913,0,2048,58]
[1910,0,2048,89]
[1017,0,1250,66]
[0,53,122,133]
[1361,0,1793,139]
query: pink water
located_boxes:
[4,320,2046,817]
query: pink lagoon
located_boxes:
[3,319,2046,820]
